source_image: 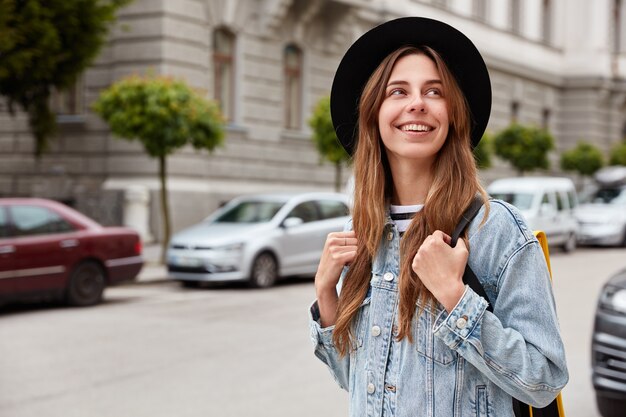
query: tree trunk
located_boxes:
[159,154,170,264]
[334,162,342,192]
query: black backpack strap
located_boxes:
[452,195,493,313]
[451,195,484,247]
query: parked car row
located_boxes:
[487,166,626,252]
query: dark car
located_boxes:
[592,267,626,416]
[0,198,143,306]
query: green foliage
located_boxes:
[560,141,604,177]
[309,96,349,165]
[94,75,225,157]
[493,123,555,175]
[0,0,130,155]
[309,95,350,191]
[94,75,224,253]
[609,142,626,166]
[473,132,492,170]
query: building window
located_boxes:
[284,44,302,130]
[511,0,522,35]
[613,0,626,53]
[541,0,552,44]
[542,108,551,130]
[50,77,84,116]
[473,0,488,22]
[511,101,520,123]
[213,28,235,121]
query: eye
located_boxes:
[425,88,442,97]
[388,88,405,96]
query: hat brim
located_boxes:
[330,17,492,155]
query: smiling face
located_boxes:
[378,53,449,168]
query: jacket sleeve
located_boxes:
[433,237,569,407]
[308,218,353,391]
[309,297,350,391]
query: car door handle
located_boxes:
[0,245,15,254]
[60,239,79,248]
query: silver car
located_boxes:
[166,192,350,288]
[576,166,626,247]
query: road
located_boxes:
[1,246,624,417]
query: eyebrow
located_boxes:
[386,79,443,88]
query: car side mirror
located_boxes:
[282,217,304,228]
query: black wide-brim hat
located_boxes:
[330,17,492,155]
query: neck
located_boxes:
[388,158,434,205]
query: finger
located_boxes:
[329,231,356,239]
[330,245,358,255]
[344,237,358,246]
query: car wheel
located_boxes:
[563,232,577,253]
[250,252,278,288]
[596,393,626,417]
[66,261,106,306]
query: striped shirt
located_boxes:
[390,204,423,236]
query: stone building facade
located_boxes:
[1,0,625,241]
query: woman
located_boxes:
[309,17,568,416]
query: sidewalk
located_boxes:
[136,243,168,284]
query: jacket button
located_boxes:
[367,383,375,394]
[456,316,468,329]
[371,325,381,337]
[383,272,394,281]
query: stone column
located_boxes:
[123,185,153,243]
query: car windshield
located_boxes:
[213,201,285,223]
[490,192,534,210]
[584,187,626,205]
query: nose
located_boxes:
[407,94,426,113]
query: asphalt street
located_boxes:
[1,246,625,417]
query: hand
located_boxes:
[314,231,357,327]
[412,230,467,313]
[315,231,358,296]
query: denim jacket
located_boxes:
[309,200,569,417]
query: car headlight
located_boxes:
[600,285,626,314]
[213,242,244,254]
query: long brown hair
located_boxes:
[332,46,489,356]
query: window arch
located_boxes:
[213,28,235,121]
[284,44,303,130]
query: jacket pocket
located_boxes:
[414,304,458,365]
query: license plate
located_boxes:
[174,256,202,267]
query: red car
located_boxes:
[0,198,143,306]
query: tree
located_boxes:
[0,0,130,155]
[94,75,225,261]
[609,142,626,166]
[309,96,351,191]
[560,141,604,177]
[493,123,554,176]
[474,132,493,170]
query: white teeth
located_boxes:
[400,124,431,132]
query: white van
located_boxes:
[487,177,579,252]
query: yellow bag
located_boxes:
[518,231,565,417]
